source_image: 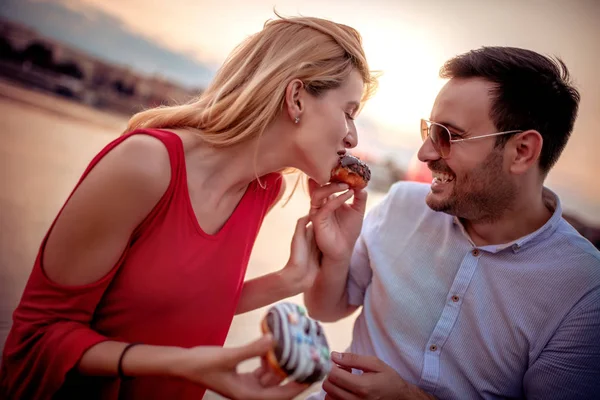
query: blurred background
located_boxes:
[0,0,598,398]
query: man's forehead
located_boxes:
[431,77,495,130]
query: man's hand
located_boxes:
[323,352,436,400]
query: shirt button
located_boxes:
[451,295,460,302]
[429,344,438,352]
[472,249,480,257]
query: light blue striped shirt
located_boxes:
[310,182,600,400]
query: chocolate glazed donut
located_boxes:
[330,154,371,190]
[260,302,331,384]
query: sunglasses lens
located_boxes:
[420,119,429,141]
[429,123,450,157]
[422,120,451,158]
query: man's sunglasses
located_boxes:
[420,119,523,158]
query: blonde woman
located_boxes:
[0,14,377,400]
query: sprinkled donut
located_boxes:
[260,302,331,384]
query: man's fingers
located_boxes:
[322,377,362,400]
[330,351,382,372]
[326,364,366,395]
[338,365,352,373]
[258,381,309,400]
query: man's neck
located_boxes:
[462,188,554,247]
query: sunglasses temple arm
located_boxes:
[451,130,522,143]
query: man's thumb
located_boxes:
[330,351,380,372]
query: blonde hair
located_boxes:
[125,13,379,147]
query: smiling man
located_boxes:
[305,47,600,399]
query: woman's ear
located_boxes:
[284,79,305,123]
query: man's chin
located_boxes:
[425,193,453,214]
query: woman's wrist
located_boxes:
[279,267,305,297]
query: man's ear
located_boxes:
[508,130,543,175]
[284,79,305,123]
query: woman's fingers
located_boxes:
[291,215,310,242]
[228,334,274,363]
[310,183,349,210]
[312,190,354,218]
[349,188,368,215]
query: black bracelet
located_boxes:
[118,342,142,380]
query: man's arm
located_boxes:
[304,233,372,322]
[523,288,600,399]
[303,256,358,322]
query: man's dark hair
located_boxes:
[440,46,580,174]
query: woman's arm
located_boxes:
[79,337,308,400]
[235,215,319,314]
[44,135,179,379]
[1,135,172,399]
[78,341,186,377]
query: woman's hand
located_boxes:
[176,335,309,400]
[281,215,321,294]
[234,216,320,314]
[308,179,367,264]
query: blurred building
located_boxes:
[0,18,201,115]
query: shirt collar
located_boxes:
[453,187,563,253]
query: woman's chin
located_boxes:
[304,170,330,186]
[320,171,334,186]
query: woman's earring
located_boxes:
[294,117,300,124]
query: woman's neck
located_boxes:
[174,127,294,203]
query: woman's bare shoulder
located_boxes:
[43,134,172,286]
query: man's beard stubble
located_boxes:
[426,150,517,224]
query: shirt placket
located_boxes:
[419,247,482,393]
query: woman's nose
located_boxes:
[345,128,358,149]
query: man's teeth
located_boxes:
[432,171,454,183]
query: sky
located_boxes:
[30,0,598,148]
[2,0,600,218]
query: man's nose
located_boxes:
[417,137,441,163]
